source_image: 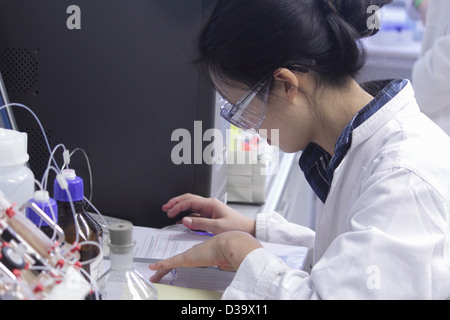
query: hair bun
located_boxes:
[321,0,393,38]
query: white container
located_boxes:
[0,128,35,208]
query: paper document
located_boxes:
[133,227,213,261]
[130,226,308,293]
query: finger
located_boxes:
[166,199,197,218]
[149,254,186,271]
[173,213,201,225]
[149,268,171,283]
[166,196,213,219]
[151,241,217,271]
[182,216,218,234]
[162,194,192,212]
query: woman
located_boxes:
[150,0,450,299]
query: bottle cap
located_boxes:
[1,246,26,270]
[34,190,50,202]
[53,169,84,202]
[26,191,58,227]
[62,169,77,180]
[108,222,134,247]
[0,128,29,167]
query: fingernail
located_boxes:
[183,217,193,226]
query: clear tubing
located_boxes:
[5,208,55,260]
[22,202,65,244]
[78,240,103,266]
[62,148,94,204]
[63,187,80,247]
[1,103,91,251]
[0,192,54,258]
[0,103,104,298]
[42,144,67,190]
[34,178,58,241]
[0,196,52,256]
[83,197,108,231]
[0,103,56,171]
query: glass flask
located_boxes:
[97,222,158,300]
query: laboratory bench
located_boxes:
[93,153,317,301]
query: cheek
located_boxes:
[259,115,309,153]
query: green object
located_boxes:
[414,0,425,9]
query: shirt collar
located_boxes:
[299,79,408,203]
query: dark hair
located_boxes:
[197,0,393,90]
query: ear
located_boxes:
[273,68,299,103]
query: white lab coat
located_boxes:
[412,0,450,135]
[222,82,450,300]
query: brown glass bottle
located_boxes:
[54,169,103,279]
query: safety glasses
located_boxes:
[218,61,315,134]
[219,79,270,135]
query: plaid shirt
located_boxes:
[299,79,409,203]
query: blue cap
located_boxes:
[53,170,84,202]
[26,197,58,227]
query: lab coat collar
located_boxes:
[299,79,414,203]
[350,80,416,148]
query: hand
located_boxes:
[149,231,262,283]
[162,193,256,236]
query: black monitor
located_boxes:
[0,0,220,228]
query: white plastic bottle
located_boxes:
[0,128,35,208]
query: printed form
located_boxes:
[127,226,308,293]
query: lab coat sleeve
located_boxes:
[222,248,319,300]
[255,212,315,249]
[223,168,450,300]
[412,35,450,115]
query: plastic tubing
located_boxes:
[62,148,94,204]
[0,103,56,171]
[78,240,103,266]
[34,178,59,241]
[83,197,108,230]
[4,207,55,260]
[54,173,81,247]
[39,166,63,241]
[1,103,90,251]
[42,144,67,190]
